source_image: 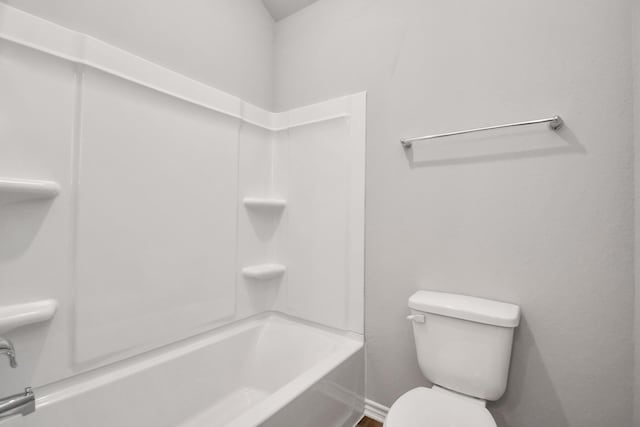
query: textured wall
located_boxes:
[634,1,640,425]
[274,1,634,426]
[2,0,275,109]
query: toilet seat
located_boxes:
[384,386,496,427]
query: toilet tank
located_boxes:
[408,291,520,401]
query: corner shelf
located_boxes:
[243,197,286,210]
[0,178,61,205]
[242,264,286,280]
[0,300,58,334]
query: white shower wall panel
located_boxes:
[280,119,352,330]
[236,123,287,317]
[0,3,364,396]
[274,94,366,334]
[0,41,76,395]
[74,69,239,363]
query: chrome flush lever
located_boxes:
[406,314,425,323]
[0,337,17,368]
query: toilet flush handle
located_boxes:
[406,314,425,323]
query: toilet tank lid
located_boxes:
[408,291,520,327]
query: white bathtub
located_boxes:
[0,314,364,427]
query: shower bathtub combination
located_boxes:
[0,4,366,427]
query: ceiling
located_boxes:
[262,0,319,21]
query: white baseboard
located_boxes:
[364,399,389,423]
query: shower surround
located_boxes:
[0,4,365,426]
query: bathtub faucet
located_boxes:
[0,337,17,368]
[0,388,35,419]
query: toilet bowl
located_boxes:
[384,386,495,427]
[385,290,520,427]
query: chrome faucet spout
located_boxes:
[0,338,17,368]
[0,388,35,419]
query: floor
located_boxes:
[357,416,383,427]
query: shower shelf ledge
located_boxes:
[242,264,286,280]
[243,197,287,210]
[0,300,58,334]
[0,178,61,205]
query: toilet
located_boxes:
[385,290,520,427]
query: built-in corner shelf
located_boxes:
[242,264,286,280]
[0,300,58,334]
[243,197,286,210]
[0,178,61,205]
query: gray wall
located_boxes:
[2,0,275,110]
[274,1,634,426]
[634,1,640,425]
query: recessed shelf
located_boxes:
[242,264,286,280]
[0,299,58,334]
[0,178,61,205]
[243,197,286,210]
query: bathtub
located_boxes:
[0,314,364,427]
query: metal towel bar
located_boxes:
[400,116,564,148]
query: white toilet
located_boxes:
[385,290,520,427]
